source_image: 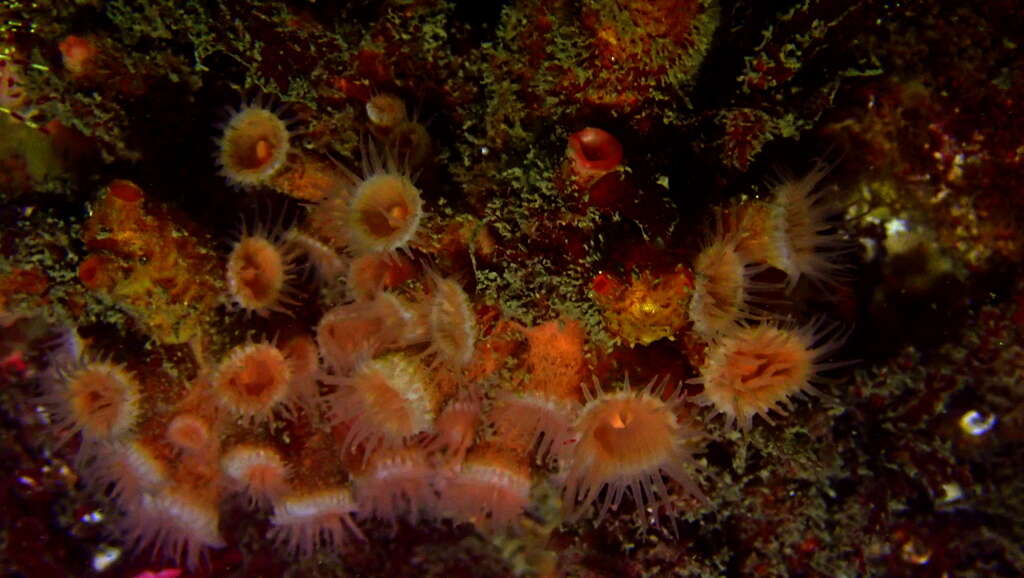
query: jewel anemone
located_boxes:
[366,92,407,130]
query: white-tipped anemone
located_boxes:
[316,293,425,373]
[439,461,531,533]
[689,215,780,341]
[421,270,476,369]
[211,342,294,424]
[215,95,298,189]
[39,357,141,452]
[226,213,302,318]
[765,162,854,290]
[121,486,226,570]
[562,376,705,523]
[426,388,482,465]
[345,139,424,256]
[692,318,852,430]
[328,353,438,456]
[354,447,437,529]
[284,228,349,285]
[221,444,290,508]
[80,439,169,505]
[269,488,365,557]
[491,392,578,466]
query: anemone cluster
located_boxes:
[36,92,854,570]
[687,167,853,429]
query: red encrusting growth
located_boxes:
[22,52,867,569]
[77,254,114,290]
[491,318,587,464]
[59,34,98,78]
[108,179,144,202]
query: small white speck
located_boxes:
[81,509,104,524]
[92,545,120,572]
[884,218,909,236]
[938,482,963,504]
[959,410,997,436]
[480,146,490,156]
[860,237,878,262]
[900,538,931,565]
[33,405,52,425]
